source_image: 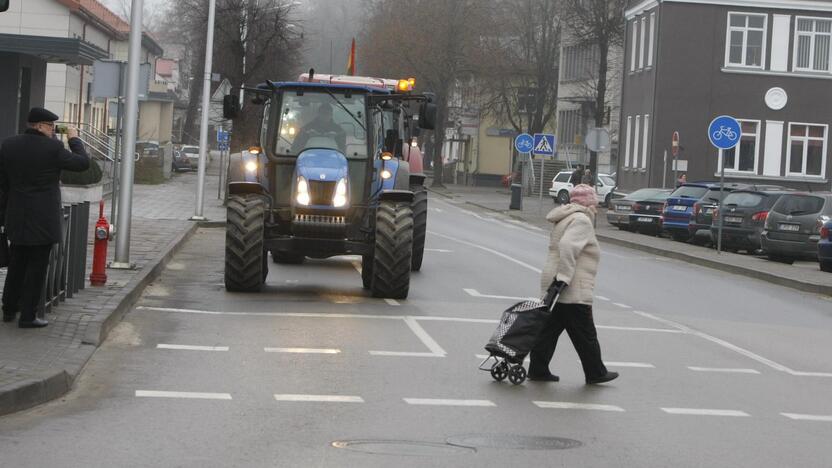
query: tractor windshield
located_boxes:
[274,90,369,159]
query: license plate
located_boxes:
[725,216,743,224]
[616,207,631,212]
[778,223,800,232]
[637,217,654,223]
[672,205,687,211]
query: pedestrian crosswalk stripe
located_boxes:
[264,347,341,354]
[274,394,364,403]
[661,408,750,417]
[156,344,229,351]
[136,390,232,400]
[688,366,760,374]
[404,398,496,407]
[534,401,625,412]
[781,413,832,422]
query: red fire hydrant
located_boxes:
[90,200,109,286]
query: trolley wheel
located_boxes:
[490,361,508,382]
[508,365,527,385]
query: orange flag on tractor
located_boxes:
[346,38,356,76]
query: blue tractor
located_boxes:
[221,73,437,299]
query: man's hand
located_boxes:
[67,127,79,140]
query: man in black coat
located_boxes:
[0,108,90,328]
[569,164,584,185]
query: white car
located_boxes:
[549,171,616,205]
[179,145,211,164]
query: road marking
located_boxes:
[274,394,364,403]
[534,401,625,412]
[612,303,632,309]
[596,325,684,334]
[425,248,453,253]
[369,351,444,357]
[688,366,760,374]
[156,344,229,352]
[264,347,341,354]
[634,311,832,377]
[135,390,232,400]
[604,361,655,368]
[404,398,495,407]
[138,306,404,320]
[595,295,610,301]
[385,299,401,306]
[781,413,832,422]
[429,231,542,273]
[464,288,535,301]
[661,408,750,417]
[403,316,446,356]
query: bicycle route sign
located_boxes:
[708,115,741,150]
[514,133,534,154]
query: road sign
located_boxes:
[585,128,610,152]
[532,133,556,156]
[217,129,229,143]
[708,115,742,150]
[672,131,680,156]
[514,133,534,153]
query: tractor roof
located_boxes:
[257,81,391,94]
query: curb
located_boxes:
[0,222,200,417]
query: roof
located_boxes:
[56,0,163,55]
[627,0,832,19]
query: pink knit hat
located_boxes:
[569,184,597,207]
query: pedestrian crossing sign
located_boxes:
[533,133,556,156]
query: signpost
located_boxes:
[671,131,680,188]
[533,133,556,212]
[707,116,742,255]
[216,128,230,199]
[511,133,534,210]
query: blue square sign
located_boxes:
[533,133,556,156]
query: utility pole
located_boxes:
[192,0,217,221]
[111,0,144,269]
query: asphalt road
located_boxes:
[1,195,831,467]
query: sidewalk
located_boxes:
[0,159,225,416]
[427,182,832,296]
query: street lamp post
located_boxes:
[192,0,217,221]
[111,0,144,269]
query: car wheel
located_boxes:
[820,261,832,273]
[557,190,570,205]
[767,254,795,265]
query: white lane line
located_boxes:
[634,310,832,377]
[688,366,760,374]
[781,413,832,422]
[274,394,364,403]
[369,351,444,357]
[425,248,453,253]
[156,344,229,352]
[612,302,632,309]
[429,231,542,274]
[403,316,446,356]
[595,295,610,301]
[264,347,341,354]
[534,401,625,412]
[604,361,655,368]
[404,398,495,407]
[464,288,535,301]
[385,299,401,306]
[596,325,684,334]
[661,408,750,417]
[138,306,404,320]
[136,390,232,400]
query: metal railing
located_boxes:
[57,123,117,197]
[38,202,90,318]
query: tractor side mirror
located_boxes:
[223,95,240,119]
[418,102,437,130]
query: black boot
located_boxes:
[18,318,48,328]
[528,372,560,382]
[2,312,15,323]
[586,371,619,385]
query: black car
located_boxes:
[629,189,672,234]
[761,193,832,263]
[171,150,193,172]
[710,189,792,253]
[607,188,670,231]
[687,183,754,244]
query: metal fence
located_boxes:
[38,202,90,318]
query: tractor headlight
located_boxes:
[296,176,310,206]
[244,160,258,173]
[333,178,348,207]
[381,169,393,180]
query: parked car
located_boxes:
[608,188,654,229]
[687,183,753,244]
[661,183,715,241]
[629,189,672,234]
[180,145,201,163]
[819,219,832,272]
[761,193,832,264]
[709,188,791,253]
[549,171,616,205]
[171,150,192,172]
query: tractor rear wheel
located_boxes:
[411,188,428,271]
[370,201,413,299]
[224,194,267,292]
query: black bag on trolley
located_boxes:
[484,280,565,364]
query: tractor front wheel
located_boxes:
[411,188,428,271]
[224,194,267,292]
[370,201,413,299]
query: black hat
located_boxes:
[27,107,60,123]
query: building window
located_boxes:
[794,17,832,72]
[787,123,827,177]
[633,115,641,168]
[624,116,632,168]
[639,17,647,69]
[557,109,584,147]
[630,20,638,72]
[641,114,650,169]
[562,44,599,81]
[721,120,760,173]
[725,13,767,68]
[648,13,656,67]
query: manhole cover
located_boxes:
[331,439,474,456]
[446,434,582,450]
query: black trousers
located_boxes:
[2,244,52,321]
[529,302,608,380]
